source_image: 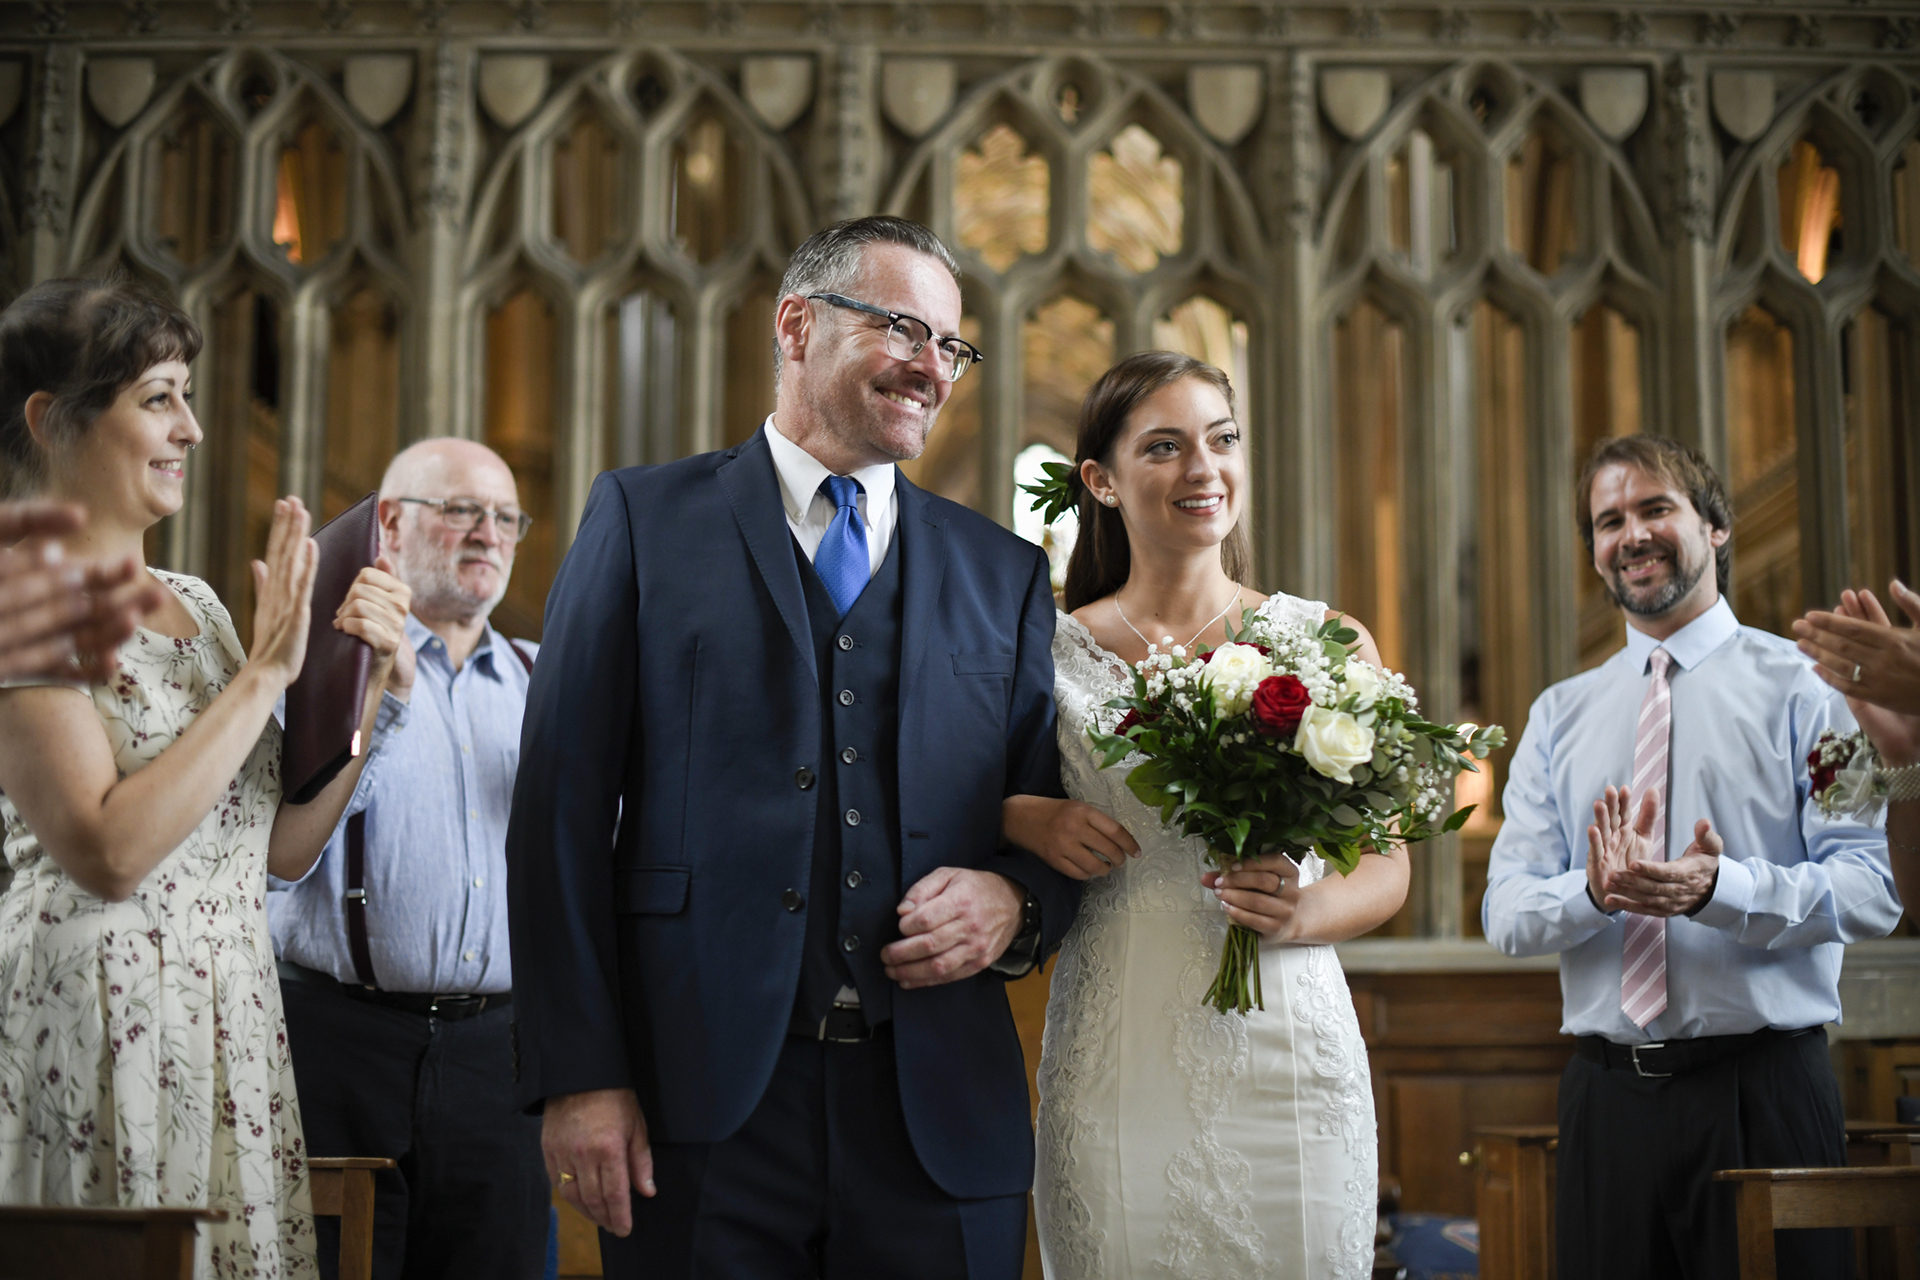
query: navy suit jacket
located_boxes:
[505,428,1080,1199]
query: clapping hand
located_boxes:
[1588,785,1721,917]
[1793,582,1920,767]
[247,498,318,688]
[0,500,163,681]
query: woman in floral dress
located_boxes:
[0,278,412,1277]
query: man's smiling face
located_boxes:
[791,242,961,467]
[1588,461,1727,622]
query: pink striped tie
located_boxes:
[1621,647,1673,1028]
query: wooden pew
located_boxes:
[1713,1166,1920,1280]
[309,1156,397,1280]
[0,1206,227,1280]
[1473,1124,1557,1280]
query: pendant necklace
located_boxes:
[1115,585,1242,654]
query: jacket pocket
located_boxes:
[615,866,691,915]
[952,652,1015,676]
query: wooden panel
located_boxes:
[1840,1040,1920,1123]
[0,1207,224,1280]
[1348,969,1574,1216]
[1387,1074,1561,1215]
[1475,1127,1557,1280]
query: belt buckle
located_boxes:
[1630,1042,1672,1078]
[817,1001,868,1043]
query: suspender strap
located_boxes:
[344,810,378,988]
[508,638,534,675]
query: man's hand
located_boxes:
[882,867,1024,988]
[1603,818,1722,917]
[542,1087,655,1237]
[1587,785,1653,910]
[1793,582,1920,765]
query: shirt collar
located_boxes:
[763,414,897,524]
[1621,595,1738,674]
[403,611,508,681]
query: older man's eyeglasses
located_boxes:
[398,497,533,542]
[807,293,984,383]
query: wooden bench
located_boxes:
[1473,1124,1558,1280]
[0,1206,227,1280]
[1712,1166,1920,1280]
[309,1156,398,1280]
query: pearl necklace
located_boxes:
[1114,585,1242,654]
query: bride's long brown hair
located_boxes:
[1060,351,1253,612]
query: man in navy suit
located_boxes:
[505,216,1080,1279]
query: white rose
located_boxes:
[1294,707,1376,783]
[1199,642,1273,717]
[1340,660,1382,710]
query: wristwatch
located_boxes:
[990,888,1044,976]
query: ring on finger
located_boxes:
[558,1171,577,1184]
[1852,662,1862,682]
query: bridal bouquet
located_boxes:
[1089,611,1505,1016]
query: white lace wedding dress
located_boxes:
[1035,593,1378,1280]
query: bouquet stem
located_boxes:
[1204,922,1264,1015]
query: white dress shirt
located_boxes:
[1482,596,1899,1043]
[763,414,897,577]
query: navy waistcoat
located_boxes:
[791,531,906,1031]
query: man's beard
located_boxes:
[397,541,510,623]
[1605,538,1706,617]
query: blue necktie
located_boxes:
[814,475,869,617]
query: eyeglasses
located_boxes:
[398,497,533,541]
[807,293,984,383]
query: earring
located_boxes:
[1103,494,1118,506]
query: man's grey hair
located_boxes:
[773,216,960,385]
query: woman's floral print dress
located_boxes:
[0,571,316,1278]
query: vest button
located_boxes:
[842,935,861,952]
[837,634,854,651]
[782,888,804,912]
[845,871,863,889]
[838,689,855,706]
[795,766,815,790]
[845,809,862,827]
[840,747,858,765]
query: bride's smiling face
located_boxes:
[1081,375,1245,556]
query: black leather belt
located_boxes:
[800,1001,880,1044]
[1575,1026,1817,1078]
[278,959,509,1022]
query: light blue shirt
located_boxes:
[1481,597,1898,1043]
[268,614,534,994]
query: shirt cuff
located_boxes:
[989,927,1041,977]
[367,690,409,753]
[1688,856,1754,930]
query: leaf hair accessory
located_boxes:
[1019,460,1081,526]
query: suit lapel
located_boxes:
[895,474,946,741]
[717,430,816,683]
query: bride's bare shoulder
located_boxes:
[1319,607,1385,668]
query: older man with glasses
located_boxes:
[268,437,548,1280]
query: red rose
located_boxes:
[1807,747,1839,795]
[1251,675,1312,738]
[1117,709,1144,735]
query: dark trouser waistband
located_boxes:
[1575,1026,1820,1078]
[277,958,510,1022]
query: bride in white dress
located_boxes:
[1002,352,1411,1280]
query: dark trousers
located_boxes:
[280,976,549,1280]
[600,1029,1025,1280]
[1557,1027,1850,1280]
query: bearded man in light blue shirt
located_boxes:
[269,438,546,1280]
[1483,435,1898,1280]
